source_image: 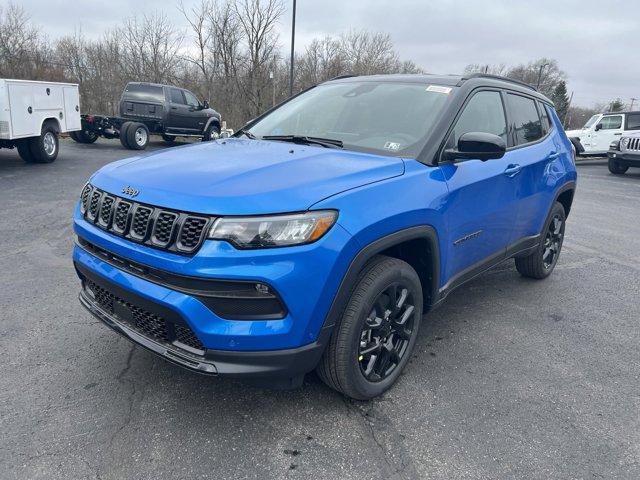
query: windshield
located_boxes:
[247,81,454,157]
[583,115,600,129]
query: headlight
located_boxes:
[620,137,629,149]
[209,210,338,248]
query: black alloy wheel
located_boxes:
[358,283,417,382]
[542,213,563,270]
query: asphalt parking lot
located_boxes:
[1,140,639,479]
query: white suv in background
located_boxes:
[566,111,640,156]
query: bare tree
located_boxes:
[234,0,284,117]
[117,12,184,84]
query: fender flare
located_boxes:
[568,137,584,154]
[41,117,61,133]
[203,115,221,132]
[321,225,441,330]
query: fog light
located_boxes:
[255,283,270,295]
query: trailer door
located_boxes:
[7,83,37,137]
[63,86,81,131]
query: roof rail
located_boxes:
[329,74,358,81]
[462,73,537,92]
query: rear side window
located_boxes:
[507,93,543,145]
[449,90,507,147]
[123,83,165,103]
[625,113,640,130]
[170,88,185,104]
[599,115,622,130]
[538,102,552,133]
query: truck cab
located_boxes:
[566,111,640,155]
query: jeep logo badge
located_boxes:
[121,186,139,197]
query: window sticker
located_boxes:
[384,141,401,150]
[426,85,452,94]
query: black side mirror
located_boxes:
[443,132,506,162]
[202,100,209,109]
[594,123,603,131]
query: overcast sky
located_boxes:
[20,0,639,107]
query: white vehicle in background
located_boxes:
[0,79,81,163]
[565,111,640,156]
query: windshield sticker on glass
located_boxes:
[384,142,401,150]
[426,85,452,94]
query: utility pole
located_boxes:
[631,97,637,110]
[288,0,296,97]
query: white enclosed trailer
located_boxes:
[0,79,81,163]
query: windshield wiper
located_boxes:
[262,135,343,149]
[236,128,257,139]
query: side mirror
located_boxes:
[202,100,210,109]
[595,123,603,131]
[443,132,506,162]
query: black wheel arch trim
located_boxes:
[321,225,440,330]
[552,180,577,218]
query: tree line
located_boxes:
[0,1,628,130]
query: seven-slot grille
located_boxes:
[625,137,640,151]
[80,185,212,254]
[85,279,205,352]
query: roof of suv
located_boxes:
[324,73,554,105]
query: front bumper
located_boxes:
[78,277,330,381]
[608,150,640,167]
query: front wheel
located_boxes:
[317,255,423,400]
[608,158,628,175]
[202,123,220,142]
[515,202,566,279]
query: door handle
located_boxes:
[504,164,522,177]
[614,133,622,136]
[171,106,177,110]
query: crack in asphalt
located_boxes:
[341,397,418,479]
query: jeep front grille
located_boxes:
[79,185,213,254]
[625,137,640,151]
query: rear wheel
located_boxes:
[126,122,149,150]
[70,129,99,144]
[608,158,628,175]
[25,126,58,163]
[119,122,133,149]
[515,202,566,279]
[317,255,423,400]
[16,140,36,163]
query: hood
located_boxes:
[564,128,584,138]
[91,138,405,215]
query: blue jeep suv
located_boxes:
[73,74,577,399]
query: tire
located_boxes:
[119,122,133,149]
[202,122,220,142]
[76,129,99,144]
[125,122,149,150]
[162,134,176,144]
[16,140,36,163]
[515,202,566,279]
[27,125,59,163]
[317,255,423,400]
[608,157,628,175]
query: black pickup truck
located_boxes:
[70,82,222,150]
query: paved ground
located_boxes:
[1,141,639,479]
